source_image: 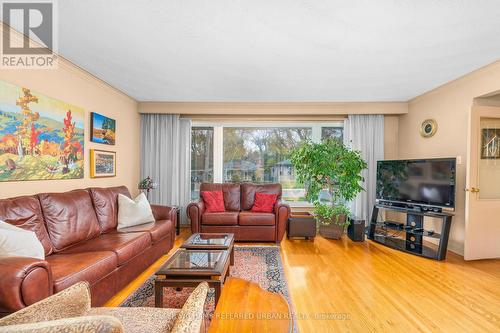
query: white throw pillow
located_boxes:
[117,193,155,229]
[0,220,45,260]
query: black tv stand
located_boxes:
[377,200,444,213]
[368,205,453,260]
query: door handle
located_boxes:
[465,187,480,193]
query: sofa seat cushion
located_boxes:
[61,232,151,266]
[238,211,276,226]
[116,220,173,244]
[88,307,180,333]
[46,251,117,292]
[202,212,238,225]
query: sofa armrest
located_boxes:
[0,282,91,326]
[0,315,123,333]
[0,257,52,314]
[274,200,291,243]
[186,200,205,234]
[150,204,177,223]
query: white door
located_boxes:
[465,105,500,260]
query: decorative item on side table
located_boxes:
[90,149,116,178]
[90,112,116,145]
[0,79,85,181]
[290,139,367,240]
[138,176,157,200]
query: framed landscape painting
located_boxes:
[91,112,115,145]
[0,80,84,182]
[90,149,116,178]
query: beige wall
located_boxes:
[0,60,140,199]
[384,116,399,159]
[397,60,500,255]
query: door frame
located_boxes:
[465,105,500,260]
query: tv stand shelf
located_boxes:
[368,205,453,260]
[374,222,442,239]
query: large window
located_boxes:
[191,127,214,200]
[322,126,344,142]
[223,127,312,201]
[190,122,344,204]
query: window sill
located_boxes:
[285,201,314,208]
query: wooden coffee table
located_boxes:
[181,233,235,266]
[155,249,230,307]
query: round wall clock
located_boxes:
[420,119,438,138]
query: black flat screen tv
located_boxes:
[376,158,456,210]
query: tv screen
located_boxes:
[376,158,456,209]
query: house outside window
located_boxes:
[190,121,344,205]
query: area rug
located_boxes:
[121,246,294,328]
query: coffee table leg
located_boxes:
[214,282,221,305]
[155,282,163,308]
[230,246,234,266]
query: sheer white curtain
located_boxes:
[344,115,384,226]
[140,114,191,225]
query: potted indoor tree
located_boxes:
[290,139,367,239]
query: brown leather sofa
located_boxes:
[187,183,290,242]
[0,186,177,316]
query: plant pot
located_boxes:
[318,214,347,240]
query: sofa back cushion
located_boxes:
[0,195,53,255]
[199,183,240,211]
[39,189,100,252]
[241,183,282,211]
[88,186,131,233]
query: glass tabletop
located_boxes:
[165,249,224,270]
[190,234,229,245]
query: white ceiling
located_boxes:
[55,0,500,101]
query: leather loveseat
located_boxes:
[187,183,290,242]
[0,186,177,316]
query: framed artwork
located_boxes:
[90,112,115,145]
[90,149,116,178]
[0,79,85,182]
[481,128,500,159]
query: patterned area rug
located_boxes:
[121,246,294,327]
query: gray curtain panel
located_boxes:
[344,114,385,226]
[140,114,192,225]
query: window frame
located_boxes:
[191,120,345,207]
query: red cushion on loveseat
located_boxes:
[251,193,278,213]
[201,191,226,213]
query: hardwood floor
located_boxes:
[106,228,500,332]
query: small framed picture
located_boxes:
[90,112,116,145]
[90,149,116,178]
